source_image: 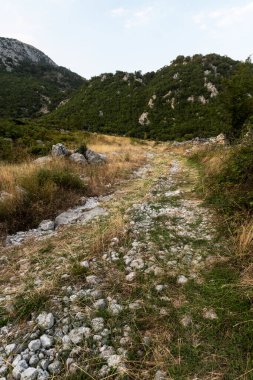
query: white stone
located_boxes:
[69,327,91,344]
[86,275,99,285]
[177,275,188,285]
[69,153,87,164]
[40,335,54,349]
[138,112,150,126]
[39,220,55,231]
[12,360,28,379]
[5,343,16,355]
[28,339,41,351]
[107,355,122,368]
[108,303,123,315]
[36,312,54,330]
[48,360,61,375]
[20,368,38,380]
[203,308,218,320]
[154,370,167,380]
[126,272,136,282]
[80,260,89,268]
[91,318,104,332]
[51,143,68,157]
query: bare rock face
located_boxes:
[0,37,57,71]
[51,143,69,157]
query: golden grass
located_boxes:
[238,219,253,255]
[0,135,147,239]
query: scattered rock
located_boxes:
[177,275,188,285]
[5,343,16,355]
[85,149,106,164]
[69,153,87,164]
[154,370,167,380]
[48,360,61,375]
[91,318,104,332]
[20,367,38,380]
[40,335,54,349]
[38,220,55,232]
[203,308,218,320]
[28,339,41,351]
[51,143,69,157]
[36,313,54,330]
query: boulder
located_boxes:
[36,312,54,330]
[51,143,69,157]
[85,149,106,164]
[34,156,52,165]
[69,153,87,164]
[38,220,55,232]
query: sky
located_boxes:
[0,0,253,78]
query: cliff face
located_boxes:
[0,37,84,118]
[0,37,56,70]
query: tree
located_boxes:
[222,60,253,139]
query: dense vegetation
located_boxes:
[189,131,253,254]
[44,54,251,140]
[1,52,253,162]
[0,62,84,118]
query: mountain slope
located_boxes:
[45,54,240,140]
[0,37,85,118]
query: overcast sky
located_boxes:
[0,0,252,78]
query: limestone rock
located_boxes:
[36,312,54,330]
[20,367,38,380]
[51,143,69,157]
[38,220,55,232]
[69,153,87,164]
[85,149,106,164]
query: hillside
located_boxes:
[45,54,242,140]
[0,135,253,379]
[0,37,85,118]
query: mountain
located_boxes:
[0,37,85,118]
[45,53,242,140]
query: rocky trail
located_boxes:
[0,149,242,380]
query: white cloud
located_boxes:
[193,2,253,30]
[126,6,154,28]
[110,7,128,17]
[110,5,155,29]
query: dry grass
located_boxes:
[238,219,253,255]
[0,134,147,239]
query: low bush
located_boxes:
[0,163,86,237]
[189,141,253,254]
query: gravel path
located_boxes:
[0,154,224,380]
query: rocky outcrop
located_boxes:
[5,197,108,246]
[0,37,56,70]
[69,153,87,164]
[51,143,69,157]
[172,133,228,147]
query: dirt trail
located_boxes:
[0,150,237,380]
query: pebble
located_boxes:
[40,335,54,349]
[177,275,188,285]
[28,339,41,351]
[20,368,38,380]
[91,318,104,332]
[5,343,16,355]
[36,313,54,330]
[48,360,61,374]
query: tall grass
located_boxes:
[189,142,253,255]
[0,135,146,239]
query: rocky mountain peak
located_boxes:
[0,37,57,71]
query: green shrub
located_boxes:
[207,144,253,213]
